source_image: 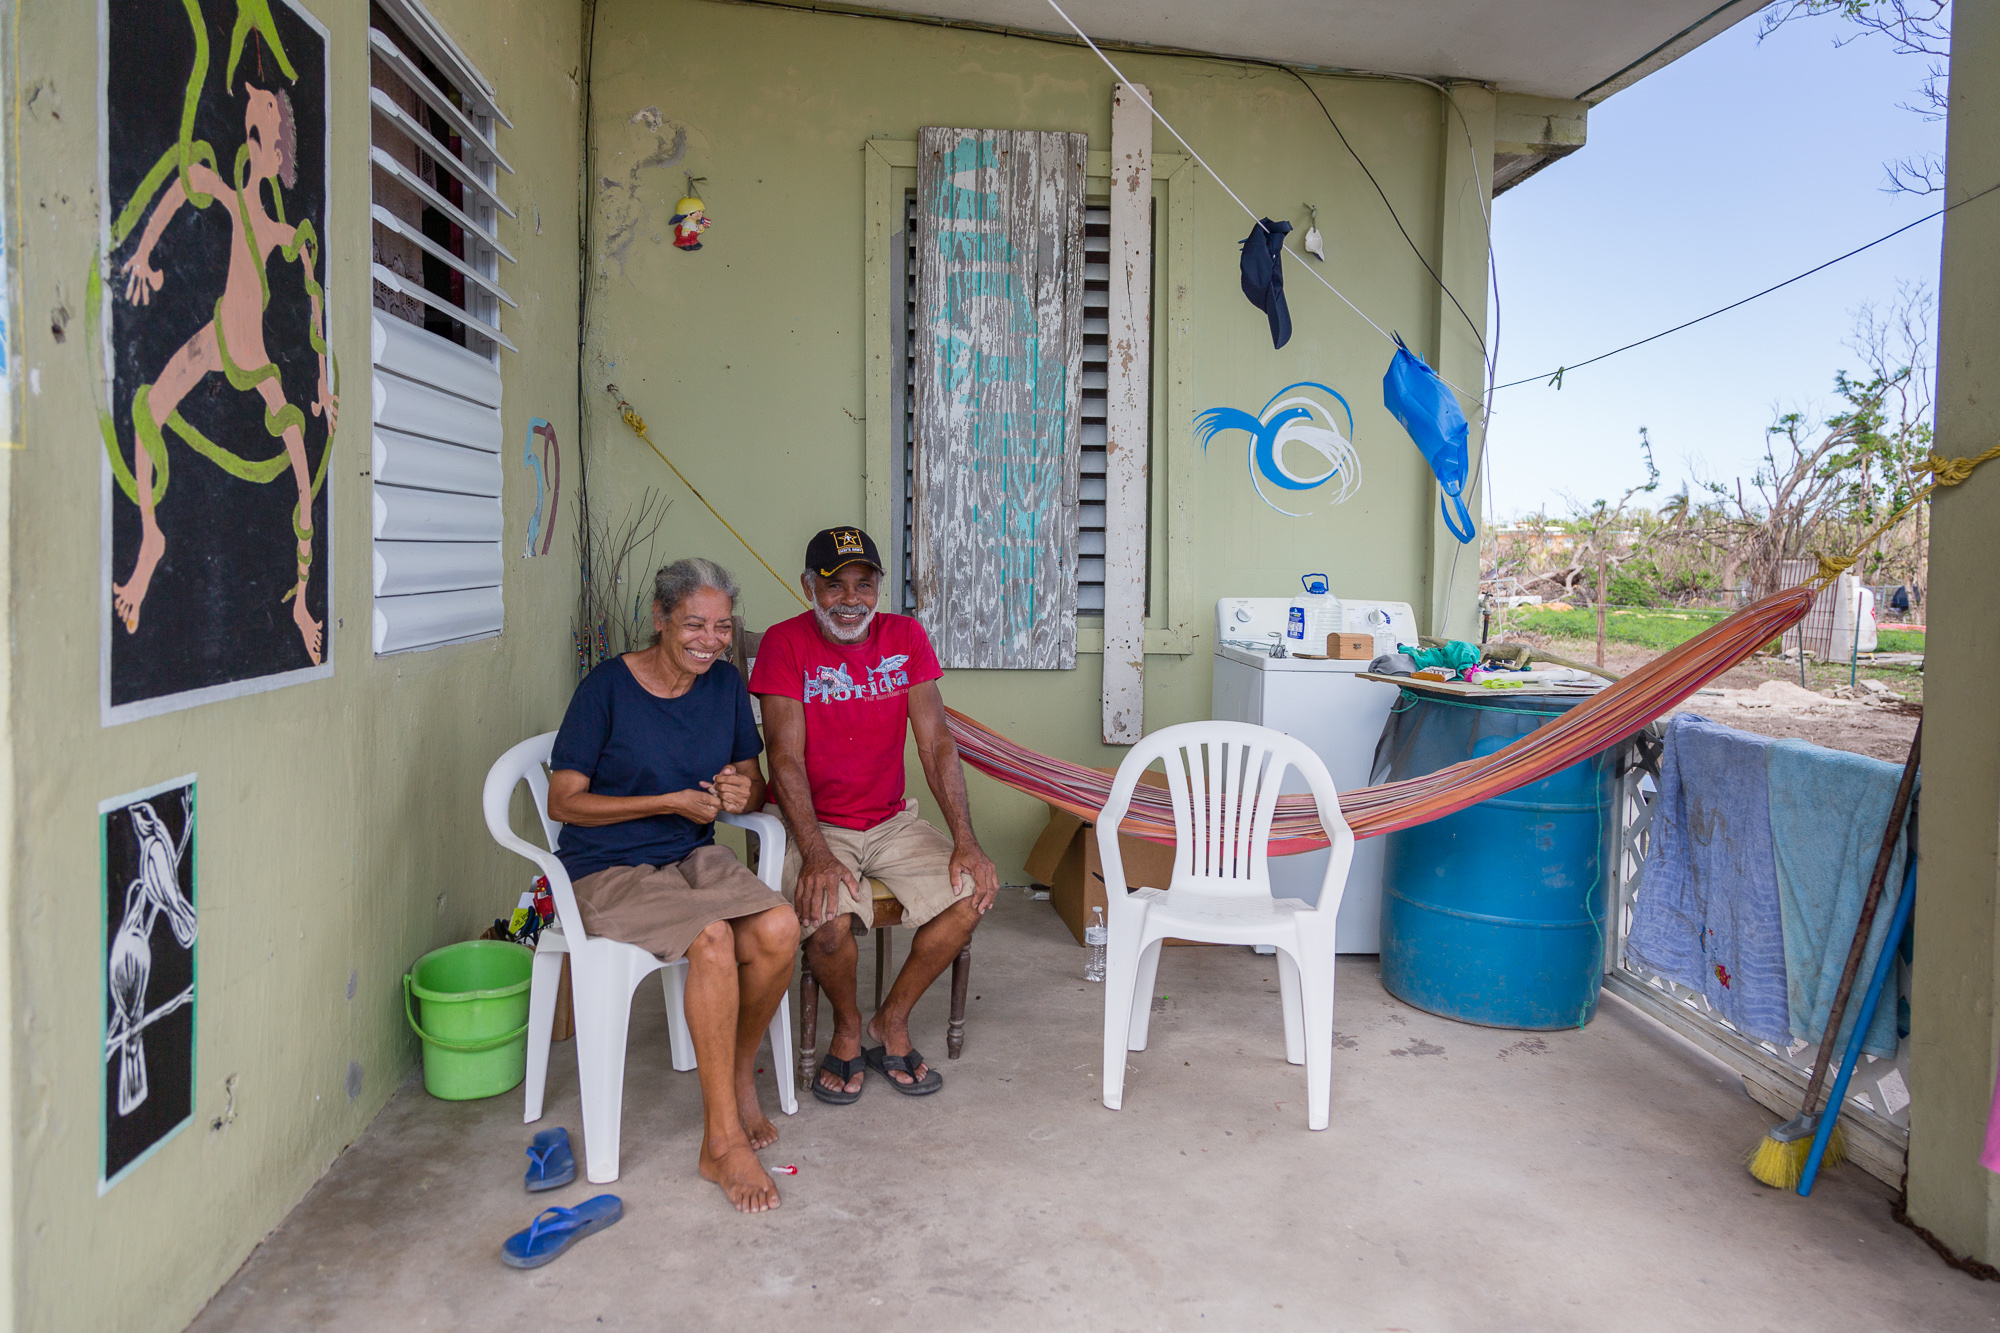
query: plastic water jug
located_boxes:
[1289,574,1341,650]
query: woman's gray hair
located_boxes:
[653,557,740,621]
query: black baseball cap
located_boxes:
[805,526,883,578]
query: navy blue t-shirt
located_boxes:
[549,656,764,881]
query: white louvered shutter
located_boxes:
[368,0,512,653]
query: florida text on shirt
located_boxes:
[804,654,912,704]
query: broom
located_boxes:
[1748,718,1921,1188]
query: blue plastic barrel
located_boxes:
[1375,690,1617,1030]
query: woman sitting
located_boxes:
[547,557,800,1214]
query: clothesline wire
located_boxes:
[1281,68,1489,368]
[1041,0,1485,407]
[1490,180,2000,393]
[1046,0,1502,633]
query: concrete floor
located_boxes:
[191,893,1996,1332]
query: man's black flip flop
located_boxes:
[811,1052,866,1105]
[864,1045,943,1096]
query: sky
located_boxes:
[1481,5,1951,521]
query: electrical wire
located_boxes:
[713,0,1502,414]
[1040,0,1484,406]
[1281,68,1488,367]
[1490,180,2000,393]
[574,0,601,667]
[1044,0,1502,632]
[712,0,1499,391]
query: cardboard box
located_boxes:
[1326,632,1374,659]
[1024,768,1181,945]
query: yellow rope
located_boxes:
[1805,443,2000,590]
[607,387,809,609]
[609,376,1988,608]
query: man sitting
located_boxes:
[750,527,999,1102]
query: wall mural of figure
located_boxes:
[96,0,333,721]
[100,777,198,1193]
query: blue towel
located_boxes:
[1626,716,1792,1046]
[1767,739,1912,1059]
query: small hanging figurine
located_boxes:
[670,174,711,251]
[1303,203,1325,262]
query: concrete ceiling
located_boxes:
[832,0,1765,101]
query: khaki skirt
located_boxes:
[569,844,786,962]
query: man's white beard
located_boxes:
[814,602,876,644]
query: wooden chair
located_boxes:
[728,624,973,1093]
[796,883,971,1092]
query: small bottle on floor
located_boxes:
[1085,906,1107,982]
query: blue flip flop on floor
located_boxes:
[524,1127,576,1192]
[501,1194,623,1269]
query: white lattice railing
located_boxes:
[1603,743,1911,1186]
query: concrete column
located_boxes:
[1908,0,2000,1264]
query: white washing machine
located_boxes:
[1210,595,1418,952]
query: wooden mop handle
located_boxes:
[1800,717,1922,1117]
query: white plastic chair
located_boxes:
[1098,720,1355,1130]
[482,732,797,1184]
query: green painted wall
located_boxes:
[582,0,1492,879]
[6,1,586,1327]
[1909,0,2000,1266]
[0,0,1500,1323]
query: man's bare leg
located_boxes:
[684,919,779,1213]
[113,327,219,631]
[804,915,864,1096]
[730,905,799,1149]
[867,898,980,1086]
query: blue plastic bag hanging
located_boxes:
[1382,334,1475,543]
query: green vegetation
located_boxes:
[1502,606,1732,651]
[1877,628,1926,653]
[1503,606,1926,657]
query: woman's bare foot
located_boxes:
[698,1136,780,1213]
[736,1071,779,1149]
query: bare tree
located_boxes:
[1760,0,1950,194]
[1836,282,1936,588]
[574,490,673,676]
[1487,291,1937,610]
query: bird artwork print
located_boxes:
[1195,382,1363,517]
[103,795,196,1117]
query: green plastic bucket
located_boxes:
[403,940,533,1100]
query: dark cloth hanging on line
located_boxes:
[1239,218,1293,349]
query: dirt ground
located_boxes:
[1514,634,1922,763]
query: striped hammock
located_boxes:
[946,586,1817,855]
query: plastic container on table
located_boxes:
[1371,686,1625,1030]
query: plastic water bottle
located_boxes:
[1289,573,1342,652]
[1084,906,1107,982]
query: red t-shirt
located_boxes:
[749,611,943,831]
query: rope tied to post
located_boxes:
[1805,443,2000,590]
[606,385,809,608]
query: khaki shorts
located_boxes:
[781,805,971,930]
[570,844,786,962]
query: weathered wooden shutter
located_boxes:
[913,127,1087,669]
